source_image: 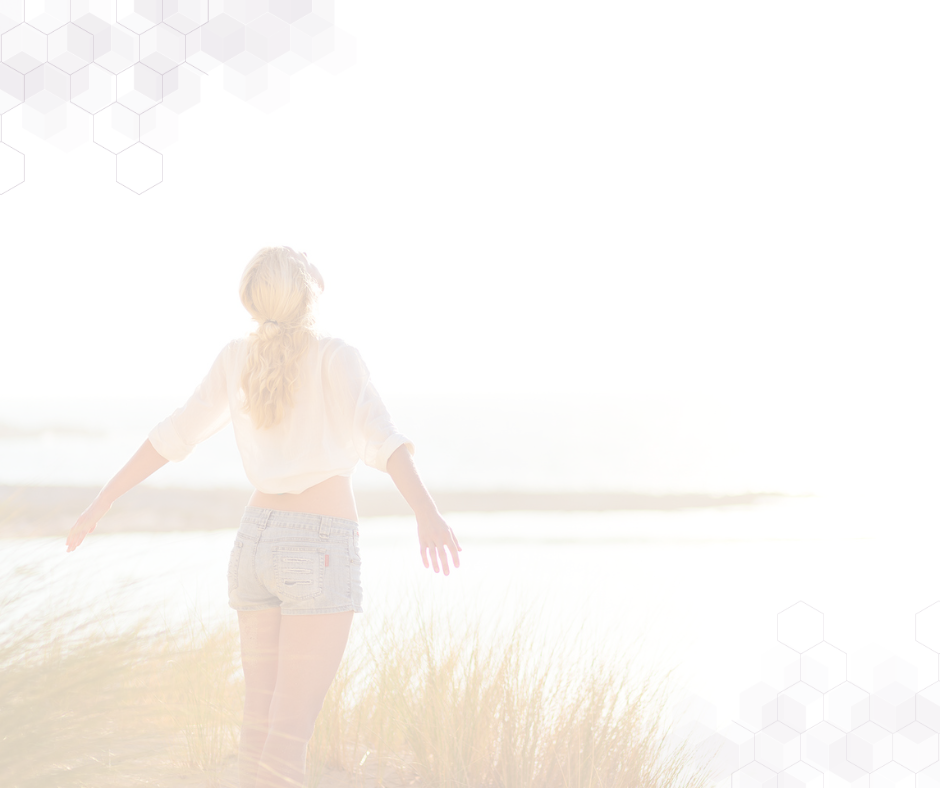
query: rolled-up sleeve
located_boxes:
[148,345,233,462]
[328,344,414,472]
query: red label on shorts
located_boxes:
[325,554,329,567]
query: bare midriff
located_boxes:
[248,474,358,522]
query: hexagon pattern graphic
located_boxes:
[671,602,940,788]
[0,140,25,192]
[0,0,26,36]
[0,63,25,112]
[801,642,847,693]
[0,0,350,193]
[116,140,161,192]
[778,601,824,653]
[917,604,940,654]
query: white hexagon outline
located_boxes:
[777,601,825,654]
[114,139,161,194]
[800,640,848,692]
[0,139,25,194]
[916,602,940,654]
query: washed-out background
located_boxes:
[2,1,940,785]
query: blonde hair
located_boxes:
[239,246,321,429]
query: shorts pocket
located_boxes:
[350,530,361,565]
[228,540,244,593]
[274,546,325,602]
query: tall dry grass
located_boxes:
[307,602,706,788]
[0,548,710,788]
[0,558,243,787]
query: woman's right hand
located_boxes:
[66,497,112,553]
[64,440,169,553]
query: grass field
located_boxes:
[0,551,711,788]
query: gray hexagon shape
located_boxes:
[24,62,69,112]
[93,23,139,74]
[754,721,800,773]
[921,762,940,788]
[115,61,161,112]
[46,102,91,151]
[919,683,940,735]
[874,656,918,694]
[1,0,25,36]
[70,62,114,112]
[25,0,68,34]
[916,603,940,653]
[801,642,847,693]
[224,0,265,24]
[825,681,869,733]
[779,762,822,788]
[21,100,65,136]
[161,63,199,113]
[762,643,801,692]
[707,722,755,779]
[71,13,109,57]
[47,22,93,73]
[198,13,244,63]
[139,103,176,149]
[68,0,105,24]
[846,721,892,773]
[777,681,823,733]
[140,23,184,74]
[245,12,288,61]
[732,761,775,788]
[0,141,24,194]
[870,762,914,787]
[272,12,330,74]
[115,141,160,193]
[802,720,845,771]
[872,682,916,733]
[93,100,138,152]
[222,51,265,100]
[268,0,310,24]
[315,26,352,75]
[894,721,939,772]
[115,0,160,34]
[2,23,47,74]
[162,0,206,34]
[245,62,287,112]
[778,602,824,653]
[310,0,332,23]
[739,682,778,733]
[184,26,220,72]
[0,62,25,111]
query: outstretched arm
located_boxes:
[385,444,462,575]
[65,439,169,552]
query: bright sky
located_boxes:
[2,0,939,495]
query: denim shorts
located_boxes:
[227,507,364,615]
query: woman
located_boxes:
[65,246,462,788]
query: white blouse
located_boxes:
[148,336,414,494]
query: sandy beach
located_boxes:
[0,485,780,537]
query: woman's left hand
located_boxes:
[416,509,462,575]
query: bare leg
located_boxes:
[237,608,282,788]
[255,611,354,788]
